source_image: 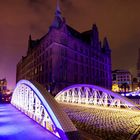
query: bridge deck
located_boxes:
[0,104,60,140]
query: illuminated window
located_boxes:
[35,68,37,74]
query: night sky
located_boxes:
[0,0,140,89]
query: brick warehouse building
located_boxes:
[16,3,112,95]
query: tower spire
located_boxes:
[57,0,60,12]
[55,0,61,18]
[103,37,111,54]
[50,0,64,29]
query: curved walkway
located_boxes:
[0,104,60,140]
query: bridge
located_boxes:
[1,79,140,140]
[55,84,139,110]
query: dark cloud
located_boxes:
[112,31,140,75]
[60,0,74,9]
[28,0,45,4]
[27,0,52,13]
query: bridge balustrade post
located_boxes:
[67,91,70,103]
[62,92,66,102]
[80,88,85,104]
[85,88,89,104]
[110,100,115,107]
[17,88,20,107]
[93,91,97,105]
[98,91,103,106]
[40,105,45,125]
[19,87,23,108]
[16,89,19,106]
[78,88,81,104]
[18,87,20,104]
[20,86,24,108]
[74,89,78,103]
[22,86,25,110]
[35,95,42,121]
[24,87,29,111]
[72,89,75,103]
[104,93,108,106]
[69,90,72,103]
[117,99,120,108]
[98,98,103,105]
[22,85,26,111]
[43,110,55,134]
[29,90,34,116]
[24,88,27,110]
[27,89,30,111]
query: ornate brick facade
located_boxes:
[16,4,112,95]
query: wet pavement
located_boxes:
[0,104,60,140]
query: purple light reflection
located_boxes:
[0,104,60,140]
[0,125,23,135]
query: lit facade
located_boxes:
[0,78,11,102]
[16,3,112,95]
[0,78,7,94]
[112,70,132,92]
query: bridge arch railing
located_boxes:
[55,84,139,110]
[11,80,78,140]
[121,90,140,97]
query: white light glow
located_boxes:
[55,84,138,110]
[11,80,62,139]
